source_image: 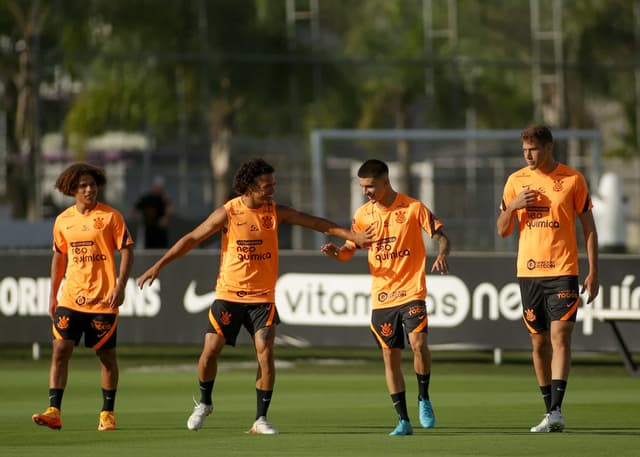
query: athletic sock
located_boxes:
[417,373,431,401]
[101,388,117,411]
[549,379,567,413]
[539,384,552,412]
[199,379,215,405]
[390,391,410,421]
[256,389,273,419]
[49,388,64,410]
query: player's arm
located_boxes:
[578,209,599,303]
[430,229,451,274]
[108,246,134,309]
[49,250,67,320]
[138,206,227,288]
[277,205,373,246]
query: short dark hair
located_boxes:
[55,163,107,196]
[357,159,389,179]
[232,158,275,195]
[521,124,553,146]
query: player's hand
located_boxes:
[512,188,538,210]
[321,243,340,259]
[138,266,160,289]
[49,297,58,321]
[431,254,449,274]
[581,273,599,304]
[351,224,375,248]
[108,282,126,309]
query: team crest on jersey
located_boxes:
[380,322,393,337]
[220,311,232,326]
[553,179,563,192]
[93,217,105,230]
[261,215,274,229]
[525,309,536,322]
[91,319,112,337]
[395,211,407,224]
[57,315,70,330]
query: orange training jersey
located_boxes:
[500,163,592,277]
[53,202,134,313]
[215,197,279,303]
[351,193,443,309]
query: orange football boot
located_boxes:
[32,406,62,430]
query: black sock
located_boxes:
[49,388,64,410]
[102,389,117,411]
[199,380,215,405]
[539,384,552,412]
[390,391,410,421]
[256,389,273,419]
[417,373,431,400]
[549,379,567,412]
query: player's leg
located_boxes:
[405,301,434,428]
[84,313,120,431]
[187,300,235,431]
[32,338,74,430]
[187,332,225,430]
[97,347,118,431]
[383,347,413,436]
[409,332,435,428]
[544,276,579,432]
[248,303,279,434]
[371,307,412,435]
[33,307,79,430]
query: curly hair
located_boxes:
[55,163,107,196]
[521,124,553,146]
[232,158,275,195]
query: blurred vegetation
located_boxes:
[1,0,639,216]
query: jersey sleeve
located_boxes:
[417,202,443,238]
[574,172,593,214]
[500,176,517,212]
[52,217,67,254]
[111,210,134,250]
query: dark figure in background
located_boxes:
[133,176,174,249]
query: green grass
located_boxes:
[1,346,639,457]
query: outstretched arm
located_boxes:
[137,206,227,288]
[278,205,373,247]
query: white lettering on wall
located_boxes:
[0,277,161,317]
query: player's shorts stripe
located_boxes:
[560,298,579,321]
[265,303,276,327]
[52,323,63,340]
[93,316,118,350]
[370,323,389,349]
[523,317,539,334]
[411,315,429,333]
[208,308,224,337]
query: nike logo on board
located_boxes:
[183,281,216,314]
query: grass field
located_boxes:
[1,346,639,457]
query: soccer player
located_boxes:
[137,158,372,434]
[497,125,599,432]
[32,163,134,431]
[321,159,450,436]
